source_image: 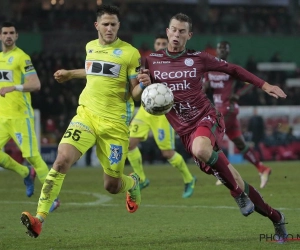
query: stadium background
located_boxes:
[1,0,300,166]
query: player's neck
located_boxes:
[98,37,118,46]
[165,47,186,59]
[2,44,15,53]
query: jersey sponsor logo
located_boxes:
[109,144,123,165]
[208,73,229,81]
[94,50,108,54]
[0,70,13,82]
[135,66,141,72]
[184,58,194,66]
[187,51,201,55]
[88,49,94,53]
[210,81,224,88]
[153,68,196,80]
[168,80,191,91]
[213,94,223,103]
[24,65,35,72]
[136,58,141,72]
[153,61,170,64]
[85,60,121,77]
[149,53,163,57]
[158,129,165,141]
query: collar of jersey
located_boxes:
[98,38,120,48]
[2,46,17,56]
[164,48,186,59]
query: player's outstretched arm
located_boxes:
[201,53,287,100]
[0,73,41,97]
[261,82,287,99]
[53,69,86,83]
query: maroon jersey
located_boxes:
[145,49,264,137]
[203,72,253,114]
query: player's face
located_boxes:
[95,14,120,45]
[216,43,230,60]
[0,27,18,48]
[154,38,168,51]
[166,19,192,52]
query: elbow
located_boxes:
[35,81,41,91]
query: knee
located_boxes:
[104,180,120,194]
[53,153,72,173]
[128,138,141,151]
[161,150,174,159]
[194,147,213,162]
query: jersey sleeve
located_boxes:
[128,48,141,79]
[19,53,36,76]
[199,52,264,88]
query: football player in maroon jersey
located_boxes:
[202,41,271,188]
[138,13,287,241]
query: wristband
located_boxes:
[15,85,24,92]
[139,82,146,90]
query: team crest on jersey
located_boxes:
[109,144,123,165]
[158,129,165,141]
[15,133,22,145]
[113,49,122,57]
[7,56,14,64]
[184,58,194,66]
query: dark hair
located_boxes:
[169,13,192,32]
[1,21,17,33]
[155,33,168,40]
[96,5,120,20]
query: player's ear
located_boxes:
[94,22,98,30]
[187,32,193,40]
[15,32,18,40]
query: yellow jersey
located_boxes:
[0,46,36,118]
[80,38,141,126]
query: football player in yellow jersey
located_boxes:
[21,5,151,238]
[128,34,197,198]
[0,22,59,210]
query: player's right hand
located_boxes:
[53,69,71,83]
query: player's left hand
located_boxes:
[0,86,15,97]
[262,82,287,99]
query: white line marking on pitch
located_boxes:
[1,190,299,211]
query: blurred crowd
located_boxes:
[2,3,299,35]
[3,1,299,156]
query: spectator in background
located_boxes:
[245,55,257,74]
[247,107,265,160]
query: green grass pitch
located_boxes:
[0,161,299,250]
